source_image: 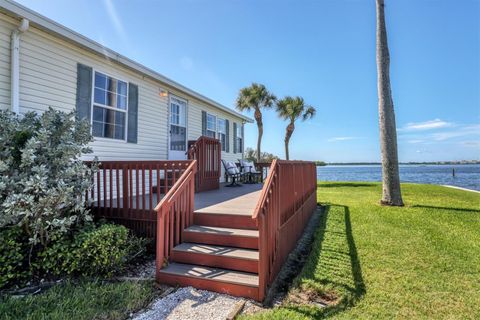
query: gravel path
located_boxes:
[133,287,248,320]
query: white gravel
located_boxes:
[123,259,156,279]
[133,286,247,320]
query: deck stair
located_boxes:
[157,202,261,300]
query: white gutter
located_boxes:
[10,17,28,114]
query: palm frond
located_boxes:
[276,96,313,122]
[302,106,317,121]
[235,83,276,112]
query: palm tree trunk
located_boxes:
[376,0,403,206]
[284,138,289,161]
[285,122,294,161]
[254,108,262,163]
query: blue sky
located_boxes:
[16,0,479,162]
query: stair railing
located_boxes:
[154,160,197,275]
[252,160,317,301]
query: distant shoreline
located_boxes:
[320,162,480,166]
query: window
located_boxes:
[170,96,187,151]
[236,124,243,153]
[92,72,128,140]
[206,113,216,138]
[217,118,226,151]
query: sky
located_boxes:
[15,0,480,162]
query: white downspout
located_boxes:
[10,18,29,114]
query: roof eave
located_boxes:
[0,0,253,123]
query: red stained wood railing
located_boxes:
[187,136,221,192]
[85,160,193,238]
[155,160,197,274]
[253,160,317,301]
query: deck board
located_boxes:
[184,225,259,238]
[173,243,259,260]
[194,183,262,215]
[93,183,263,214]
[159,262,259,287]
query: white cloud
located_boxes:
[327,137,360,142]
[462,140,480,148]
[407,139,425,144]
[103,0,128,43]
[399,119,453,131]
[431,124,480,141]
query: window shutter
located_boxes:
[233,122,237,153]
[75,63,92,122]
[202,111,207,136]
[241,123,244,153]
[127,83,138,143]
[225,119,230,153]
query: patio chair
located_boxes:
[239,159,262,184]
[222,159,244,187]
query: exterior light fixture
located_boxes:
[159,89,168,97]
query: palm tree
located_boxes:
[276,96,316,160]
[376,0,403,206]
[236,83,276,162]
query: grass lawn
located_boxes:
[0,280,158,320]
[242,182,480,319]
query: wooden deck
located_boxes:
[94,183,262,212]
[194,183,262,214]
[89,157,317,302]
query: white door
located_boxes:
[168,95,187,160]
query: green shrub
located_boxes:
[0,109,97,246]
[0,227,30,288]
[38,224,147,277]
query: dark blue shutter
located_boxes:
[75,63,92,122]
[127,83,138,143]
[202,111,207,136]
[225,120,230,153]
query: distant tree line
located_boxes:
[243,147,278,163]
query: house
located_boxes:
[0,0,251,177]
[0,0,318,302]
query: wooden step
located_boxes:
[157,262,259,300]
[171,243,259,273]
[193,212,257,230]
[183,225,259,249]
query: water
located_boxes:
[317,164,480,191]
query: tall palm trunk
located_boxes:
[254,108,263,162]
[376,0,403,206]
[284,122,294,161]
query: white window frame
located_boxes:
[217,117,227,152]
[90,70,129,142]
[236,123,243,154]
[168,94,188,155]
[206,113,217,138]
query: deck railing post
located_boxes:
[156,206,166,276]
[186,136,221,193]
[122,164,129,215]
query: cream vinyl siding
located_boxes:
[0,12,245,182]
[0,13,170,161]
